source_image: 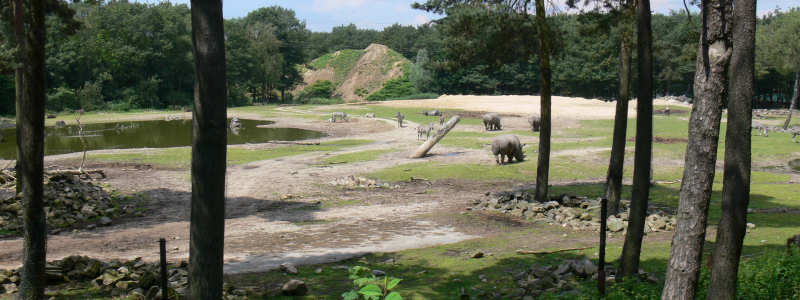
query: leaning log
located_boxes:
[410,115,460,158]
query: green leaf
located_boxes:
[353,277,373,287]
[385,291,403,300]
[359,284,383,297]
[387,278,402,290]
[342,290,359,300]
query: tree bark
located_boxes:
[410,115,461,158]
[782,71,799,130]
[534,0,552,203]
[707,0,755,298]
[606,6,634,215]
[619,0,653,278]
[662,0,732,298]
[13,0,25,196]
[188,0,228,299]
[17,0,48,298]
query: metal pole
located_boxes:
[159,238,168,299]
[598,198,607,297]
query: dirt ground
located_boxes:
[0,95,689,272]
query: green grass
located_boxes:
[321,149,397,164]
[307,49,365,86]
[91,139,374,168]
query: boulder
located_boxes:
[607,217,625,232]
[281,279,308,296]
[279,263,298,274]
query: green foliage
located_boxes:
[47,86,79,112]
[366,76,419,101]
[77,80,105,111]
[296,80,335,102]
[342,266,404,300]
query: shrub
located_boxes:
[342,266,404,300]
[366,76,419,101]
[47,86,79,112]
[77,80,105,111]
[296,80,334,102]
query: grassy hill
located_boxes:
[295,44,417,102]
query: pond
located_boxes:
[0,118,326,159]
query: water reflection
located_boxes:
[0,118,325,159]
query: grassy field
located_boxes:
[13,103,800,299]
[90,139,374,168]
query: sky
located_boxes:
[155,0,799,32]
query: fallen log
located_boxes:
[515,246,594,255]
[264,140,320,145]
[410,115,460,158]
[47,169,106,178]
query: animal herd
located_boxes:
[326,109,542,165]
[751,121,800,143]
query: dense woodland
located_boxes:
[0,1,798,115]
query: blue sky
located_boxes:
[157,0,798,32]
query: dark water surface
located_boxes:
[0,118,325,159]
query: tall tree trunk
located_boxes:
[188,0,228,299]
[708,0,755,298]
[534,0,552,203]
[782,71,799,130]
[17,0,48,298]
[14,0,24,195]
[619,0,653,278]
[606,5,634,215]
[662,0,732,298]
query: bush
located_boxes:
[47,86,80,112]
[366,76,419,101]
[298,97,344,105]
[77,80,105,111]
[296,80,334,102]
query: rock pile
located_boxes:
[472,187,676,233]
[329,175,396,189]
[507,259,659,298]
[0,172,139,237]
[0,256,249,298]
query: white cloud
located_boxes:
[413,14,430,26]
[312,0,371,12]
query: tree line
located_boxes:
[2,1,798,116]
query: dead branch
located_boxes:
[515,246,594,255]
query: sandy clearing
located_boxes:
[380,95,689,120]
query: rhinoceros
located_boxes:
[482,113,501,131]
[423,109,442,116]
[528,115,541,132]
[491,134,525,165]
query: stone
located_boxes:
[746,223,756,229]
[314,268,322,274]
[282,279,308,296]
[471,251,485,259]
[607,217,625,232]
[280,263,298,274]
[654,218,667,230]
[115,280,136,290]
[99,216,112,226]
[99,271,125,286]
[579,212,592,221]
[3,283,17,294]
[372,269,386,277]
[554,263,571,275]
